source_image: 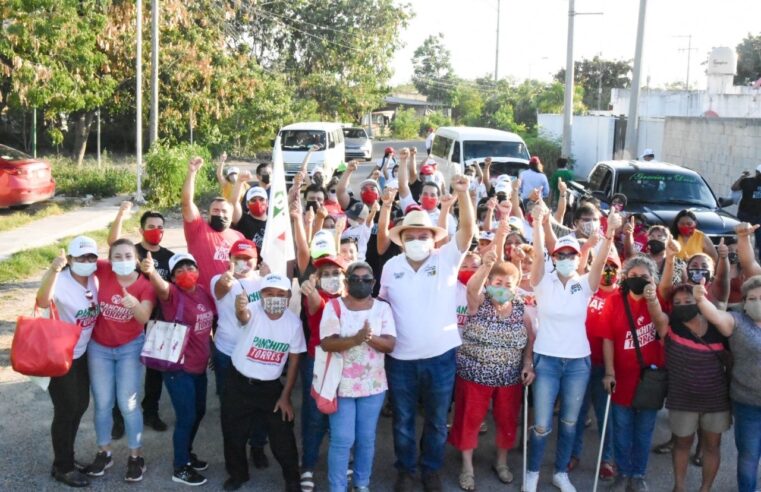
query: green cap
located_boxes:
[336,161,347,173]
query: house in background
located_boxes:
[364,94,450,137]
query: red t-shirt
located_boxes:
[304,290,340,358]
[586,287,618,366]
[160,284,216,374]
[184,216,244,293]
[93,260,156,347]
[601,291,665,407]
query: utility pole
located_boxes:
[149,0,159,146]
[96,108,101,167]
[32,108,37,158]
[135,0,145,203]
[675,34,696,90]
[494,0,501,81]
[625,0,648,160]
[562,1,603,158]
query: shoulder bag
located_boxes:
[311,298,344,415]
[623,292,668,410]
[140,292,190,372]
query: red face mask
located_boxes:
[175,270,199,290]
[142,228,163,246]
[360,189,379,205]
[458,270,476,285]
[678,225,695,237]
[421,195,438,211]
[248,201,267,217]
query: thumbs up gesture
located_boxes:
[235,291,249,313]
[140,251,155,275]
[717,237,728,260]
[220,261,236,288]
[51,248,67,273]
[300,274,317,298]
[120,287,139,309]
[623,216,635,236]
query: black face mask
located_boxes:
[670,304,700,323]
[305,200,319,213]
[209,215,230,232]
[260,174,271,185]
[728,252,739,265]
[647,239,665,255]
[687,268,711,285]
[347,280,373,299]
[624,276,649,295]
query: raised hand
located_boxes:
[497,199,512,218]
[584,232,601,251]
[717,237,728,260]
[531,202,547,223]
[347,161,359,173]
[335,216,347,236]
[607,211,623,233]
[558,177,567,196]
[370,201,381,215]
[188,156,203,173]
[310,144,321,152]
[665,232,681,258]
[483,248,498,267]
[120,287,139,309]
[237,170,252,183]
[300,274,318,298]
[484,157,493,169]
[316,205,329,220]
[512,178,521,192]
[485,197,497,211]
[693,277,707,301]
[643,280,658,302]
[219,261,236,288]
[529,187,542,203]
[119,201,133,216]
[293,171,306,189]
[140,251,155,275]
[450,174,469,194]
[440,193,457,209]
[289,200,303,221]
[381,186,398,205]
[623,216,635,236]
[399,148,410,159]
[235,291,249,313]
[51,248,67,273]
[259,262,271,277]
[220,151,228,163]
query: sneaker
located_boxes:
[551,472,577,492]
[111,417,125,440]
[599,461,617,481]
[144,414,168,432]
[250,446,269,469]
[394,471,415,492]
[523,471,539,492]
[83,451,113,477]
[421,470,442,492]
[124,456,145,482]
[630,477,649,492]
[52,469,90,488]
[189,453,208,472]
[223,477,248,491]
[173,465,207,486]
[608,476,629,492]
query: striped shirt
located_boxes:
[665,321,730,413]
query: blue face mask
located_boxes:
[485,285,514,305]
[555,258,578,277]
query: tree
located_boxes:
[554,56,631,110]
[411,34,459,107]
[735,33,761,85]
[451,84,483,126]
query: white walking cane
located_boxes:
[592,391,613,492]
[521,384,529,492]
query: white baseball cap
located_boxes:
[495,181,511,195]
[479,231,495,242]
[224,166,240,177]
[311,166,324,177]
[310,229,337,259]
[67,235,98,257]
[168,252,197,274]
[245,186,267,202]
[261,273,291,292]
[552,235,581,255]
[642,148,655,158]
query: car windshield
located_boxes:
[280,130,326,151]
[343,128,367,139]
[463,140,529,161]
[618,171,717,207]
[0,144,31,161]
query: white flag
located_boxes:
[261,136,295,276]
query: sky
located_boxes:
[390,0,761,90]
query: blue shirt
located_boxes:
[519,169,550,199]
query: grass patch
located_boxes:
[0,214,141,284]
[0,201,77,233]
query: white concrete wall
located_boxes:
[611,88,761,119]
[537,114,615,180]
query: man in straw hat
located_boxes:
[379,174,476,492]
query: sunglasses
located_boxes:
[348,275,374,284]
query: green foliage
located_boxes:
[418,111,452,136]
[524,135,564,174]
[144,144,214,208]
[554,57,632,110]
[391,108,420,140]
[452,85,484,126]
[412,34,459,106]
[52,162,135,198]
[735,33,761,85]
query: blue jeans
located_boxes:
[328,392,386,491]
[163,371,207,468]
[572,364,613,463]
[611,403,657,477]
[734,400,761,492]
[212,345,267,448]
[88,336,145,449]
[300,355,329,469]
[528,354,590,473]
[386,348,456,474]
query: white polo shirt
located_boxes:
[379,239,464,360]
[532,270,593,358]
[210,273,262,356]
[232,302,306,380]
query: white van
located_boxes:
[429,127,530,185]
[276,122,346,181]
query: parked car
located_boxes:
[276,122,345,182]
[566,159,739,243]
[342,127,372,161]
[428,126,530,186]
[0,144,55,208]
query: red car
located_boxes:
[0,144,56,208]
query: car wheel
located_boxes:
[9,204,30,210]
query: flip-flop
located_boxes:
[492,463,514,484]
[458,471,475,491]
[300,470,314,492]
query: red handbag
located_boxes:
[11,302,82,377]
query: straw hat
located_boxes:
[388,210,448,246]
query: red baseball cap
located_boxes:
[420,164,435,175]
[404,203,424,214]
[229,239,258,259]
[313,255,348,270]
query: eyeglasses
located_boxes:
[554,252,578,260]
[348,275,374,284]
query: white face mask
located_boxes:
[262,296,289,316]
[579,221,598,237]
[71,261,97,277]
[320,276,342,295]
[111,260,135,276]
[555,258,578,277]
[234,260,252,275]
[404,238,434,262]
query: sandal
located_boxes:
[300,470,314,492]
[458,471,475,491]
[652,439,674,454]
[492,463,514,484]
[690,453,703,467]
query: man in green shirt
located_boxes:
[549,157,574,206]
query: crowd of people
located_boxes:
[31,146,761,492]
